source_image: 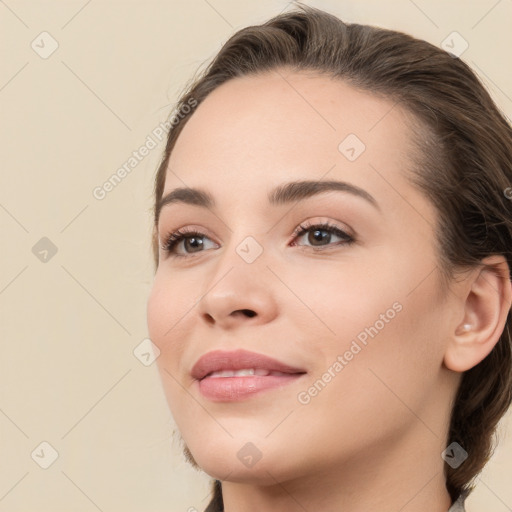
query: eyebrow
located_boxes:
[155,179,380,223]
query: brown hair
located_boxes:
[151,3,512,505]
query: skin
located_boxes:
[147,69,512,512]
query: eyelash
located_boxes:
[160,221,355,259]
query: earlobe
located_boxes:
[444,255,512,373]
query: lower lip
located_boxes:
[197,374,305,402]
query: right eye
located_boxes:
[161,227,218,258]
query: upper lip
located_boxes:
[191,349,307,380]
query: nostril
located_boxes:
[240,309,256,318]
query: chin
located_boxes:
[182,434,287,482]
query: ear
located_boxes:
[444,255,512,372]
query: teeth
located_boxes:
[207,368,292,378]
[208,368,258,378]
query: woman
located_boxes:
[146,4,512,511]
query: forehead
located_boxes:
[163,70,430,220]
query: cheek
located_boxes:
[286,256,399,345]
[146,280,173,351]
[299,270,446,437]
[147,276,196,414]
[146,277,197,392]
[294,250,445,403]
[147,271,197,348]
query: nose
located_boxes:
[196,256,280,330]
[203,307,257,325]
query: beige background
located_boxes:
[1,0,511,511]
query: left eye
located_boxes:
[160,222,354,258]
[291,222,354,249]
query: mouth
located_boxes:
[191,349,307,402]
[206,368,297,378]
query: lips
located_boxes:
[191,349,307,381]
[191,349,307,402]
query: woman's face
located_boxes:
[147,70,460,484]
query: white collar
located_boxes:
[447,490,469,512]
